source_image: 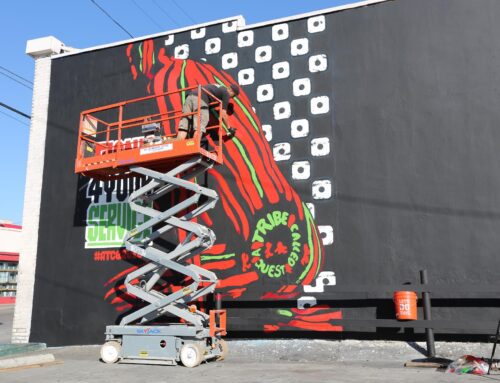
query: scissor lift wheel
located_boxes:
[100,341,122,364]
[180,343,204,368]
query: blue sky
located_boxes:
[0,0,352,224]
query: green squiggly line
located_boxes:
[311,215,323,278]
[233,97,259,133]
[180,60,187,103]
[297,203,319,283]
[138,43,143,72]
[212,76,259,133]
[211,76,264,198]
[200,253,236,261]
[277,309,293,317]
[231,137,264,198]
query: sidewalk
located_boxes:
[1,305,498,382]
[1,340,497,383]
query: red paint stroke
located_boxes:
[217,271,259,288]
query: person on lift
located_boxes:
[176,83,239,140]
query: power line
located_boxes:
[0,66,32,85]
[0,71,33,90]
[89,0,134,39]
[171,0,197,24]
[0,102,31,120]
[0,109,29,127]
[151,0,180,27]
[130,0,163,30]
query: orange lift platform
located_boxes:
[75,85,227,367]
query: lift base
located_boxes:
[101,325,226,367]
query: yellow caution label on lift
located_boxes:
[186,140,195,146]
[183,287,192,295]
[139,351,149,357]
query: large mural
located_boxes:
[28,12,341,345]
[99,41,341,331]
[29,0,500,345]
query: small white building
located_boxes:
[0,220,22,303]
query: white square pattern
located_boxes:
[291,38,309,56]
[312,180,332,200]
[308,15,326,33]
[309,54,328,73]
[174,44,189,59]
[272,61,290,80]
[257,84,274,102]
[238,68,254,85]
[164,35,174,46]
[292,161,311,180]
[273,142,291,161]
[311,137,330,156]
[311,96,330,114]
[205,38,221,54]
[272,23,289,41]
[222,20,238,33]
[298,296,317,309]
[291,119,309,138]
[293,78,311,96]
[191,28,206,39]
[238,31,254,47]
[222,52,238,69]
[262,124,272,141]
[318,225,334,245]
[255,45,272,63]
[273,101,291,120]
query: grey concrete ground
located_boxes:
[1,304,499,382]
[0,304,14,344]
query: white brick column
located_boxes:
[10,36,78,343]
[11,54,52,343]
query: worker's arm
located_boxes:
[221,109,230,128]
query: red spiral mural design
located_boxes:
[105,39,342,332]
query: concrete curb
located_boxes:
[0,353,55,370]
[0,343,46,358]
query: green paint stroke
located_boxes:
[213,75,259,133]
[297,203,321,283]
[138,43,143,72]
[180,60,187,104]
[200,253,236,261]
[277,309,293,317]
[211,76,263,198]
[233,97,259,133]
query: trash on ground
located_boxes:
[445,355,489,375]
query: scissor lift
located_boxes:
[75,86,227,367]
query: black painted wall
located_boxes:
[30,0,500,345]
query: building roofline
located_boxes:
[51,15,245,59]
[240,0,391,30]
[51,0,391,59]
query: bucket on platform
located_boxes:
[393,291,417,320]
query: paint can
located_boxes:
[393,291,418,320]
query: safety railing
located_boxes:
[75,85,224,178]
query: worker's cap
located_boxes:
[229,84,240,96]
